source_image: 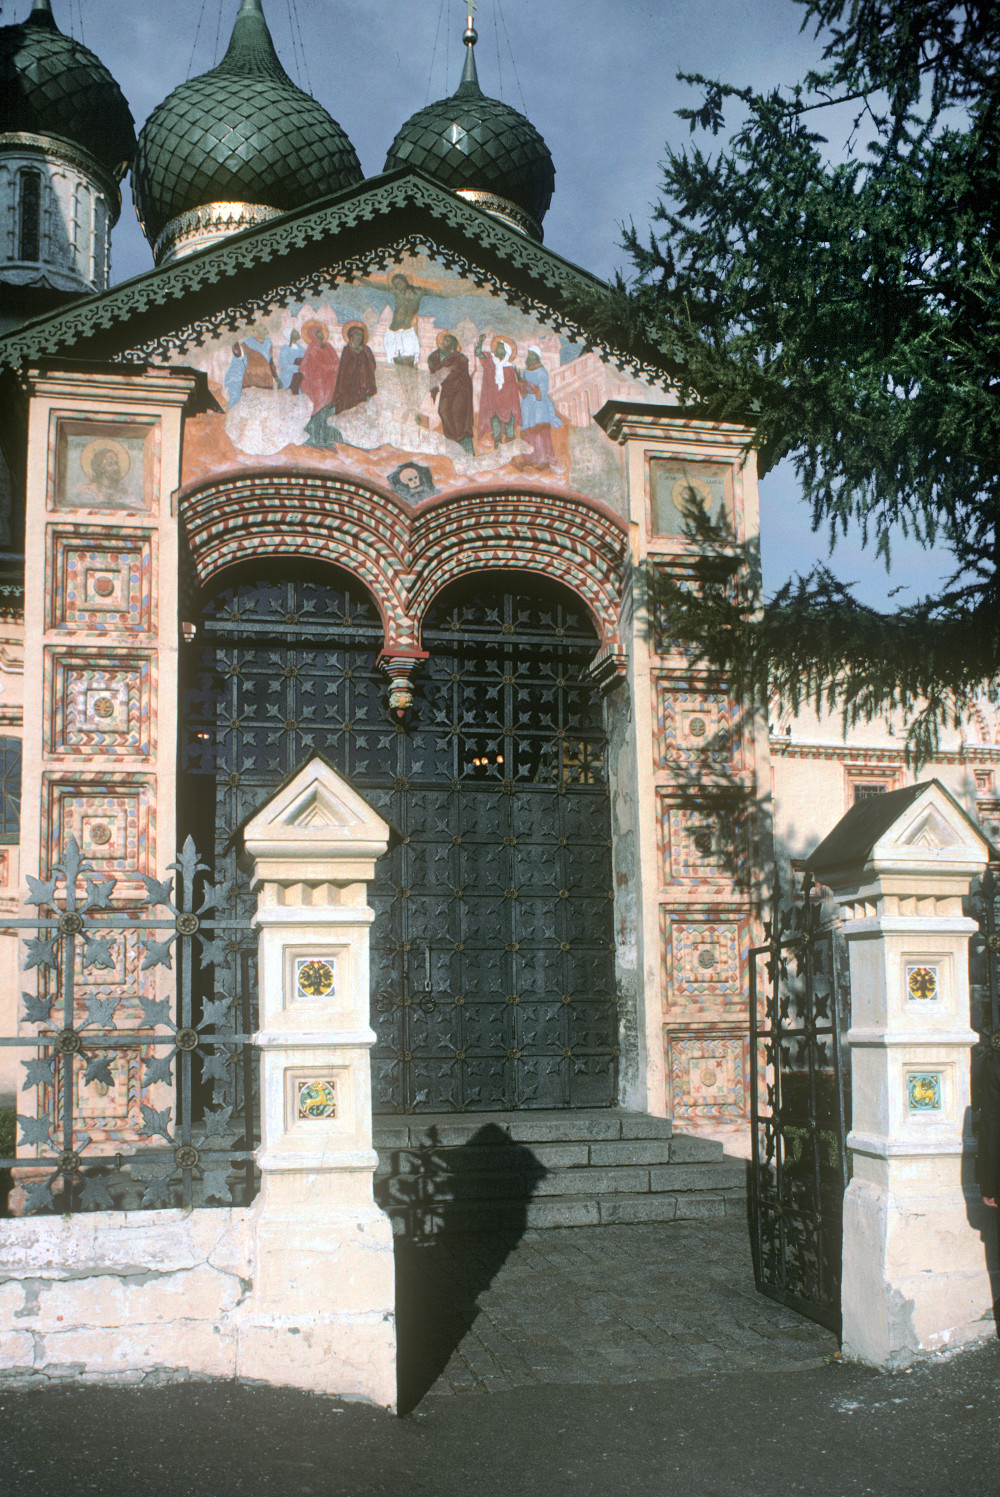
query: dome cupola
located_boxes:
[132,0,363,266]
[0,0,136,318]
[383,17,554,241]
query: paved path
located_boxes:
[395,1220,835,1408]
[2,1218,998,1496]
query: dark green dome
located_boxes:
[132,0,362,246]
[383,28,554,239]
[0,0,135,183]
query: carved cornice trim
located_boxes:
[0,169,669,384]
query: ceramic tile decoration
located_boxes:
[654,681,741,768]
[907,1071,943,1111]
[49,1044,146,1142]
[49,531,154,634]
[54,417,154,514]
[295,956,336,1000]
[660,801,740,882]
[44,776,153,876]
[665,916,745,1003]
[906,964,939,1001]
[668,1032,748,1121]
[296,1077,338,1120]
[48,652,152,756]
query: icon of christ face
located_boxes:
[297,958,335,997]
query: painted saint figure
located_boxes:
[476,333,520,448]
[225,333,276,408]
[380,268,454,365]
[518,346,562,466]
[298,322,339,413]
[278,329,304,392]
[334,323,378,414]
[427,332,475,454]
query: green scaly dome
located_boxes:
[0,0,135,186]
[132,0,362,247]
[383,24,554,240]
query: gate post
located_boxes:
[238,756,396,1405]
[806,780,995,1367]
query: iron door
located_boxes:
[181,567,618,1113]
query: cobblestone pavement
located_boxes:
[394,1219,836,1409]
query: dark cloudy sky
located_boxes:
[25,0,945,605]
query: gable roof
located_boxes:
[805,778,998,876]
[0,167,673,383]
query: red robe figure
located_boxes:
[427,333,475,454]
[298,322,339,414]
[334,323,378,414]
[476,333,520,447]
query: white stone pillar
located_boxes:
[807,780,996,1366]
[238,756,396,1406]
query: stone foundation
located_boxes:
[0,1202,396,1403]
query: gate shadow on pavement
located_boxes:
[392,1123,546,1414]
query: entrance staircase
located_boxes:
[373,1110,746,1237]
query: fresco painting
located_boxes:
[55,421,151,513]
[178,252,659,511]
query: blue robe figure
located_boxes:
[519,347,562,465]
[278,330,304,391]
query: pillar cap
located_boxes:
[805,778,996,894]
[242,754,394,873]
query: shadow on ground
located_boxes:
[392,1123,545,1413]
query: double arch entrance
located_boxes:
[180,561,619,1113]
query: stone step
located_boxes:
[376,1157,745,1203]
[372,1107,675,1149]
[381,1187,746,1235]
[373,1136,685,1177]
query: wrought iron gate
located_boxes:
[749,872,850,1333]
[180,566,618,1114]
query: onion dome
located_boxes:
[132,0,362,264]
[0,0,135,192]
[383,20,554,241]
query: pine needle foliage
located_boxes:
[583,1,1000,762]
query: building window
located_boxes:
[18,170,41,262]
[73,181,90,261]
[853,782,888,803]
[93,197,108,287]
[0,737,21,843]
[845,765,901,807]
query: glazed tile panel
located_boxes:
[668,1033,750,1123]
[43,776,154,878]
[47,652,153,756]
[48,531,155,634]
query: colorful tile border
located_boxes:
[667,1031,749,1122]
[46,650,153,757]
[48,530,155,635]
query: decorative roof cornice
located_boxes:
[0,168,671,384]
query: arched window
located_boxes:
[18,170,41,262]
[93,197,108,287]
[0,737,22,843]
[74,181,91,266]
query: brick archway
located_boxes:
[178,472,629,676]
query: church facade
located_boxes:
[0,0,996,1173]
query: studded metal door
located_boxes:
[180,565,618,1113]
